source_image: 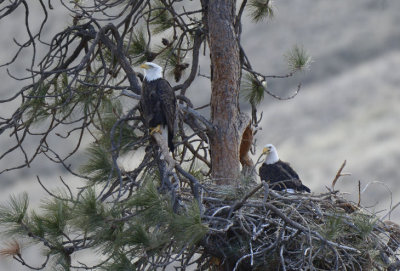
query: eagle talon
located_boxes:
[150,125,162,135]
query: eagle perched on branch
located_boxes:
[140,62,177,152]
[259,144,311,193]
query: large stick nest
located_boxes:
[188,182,400,271]
[153,140,399,270]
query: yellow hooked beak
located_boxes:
[140,63,150,69]
[262,147,270,155]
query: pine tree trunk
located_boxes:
[207,0,242,185]
[208,0,241,184]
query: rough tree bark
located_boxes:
[207,0,242,185]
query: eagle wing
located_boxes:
[157,79,176,135]
[277,161,300,180]
[259,161,310,192]
[259,163,284,182]
[140,80,157,126]
[259,163,287,190]
[277,161,310,192]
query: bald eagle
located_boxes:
[140,62,176,152]
[259,144,310,193]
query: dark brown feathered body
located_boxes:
[259,160,310,192]
[141,78,176,151]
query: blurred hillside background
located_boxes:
[1,0,400,269]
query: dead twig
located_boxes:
[331,160,351,190]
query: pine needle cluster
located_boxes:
[285,45,312,72]
[0,175,207,270]
[128,28,151,65]
[241,73,266,106]
[79,99,137,184]
[248,0,274,22]
[150,2,174,35]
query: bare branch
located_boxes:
[331,160,351,190]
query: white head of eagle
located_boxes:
[259,143,311,193]
[140,62,163,81]
[139,62,177,152]
[263,144,279,164]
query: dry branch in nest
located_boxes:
[331,160,351,191]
